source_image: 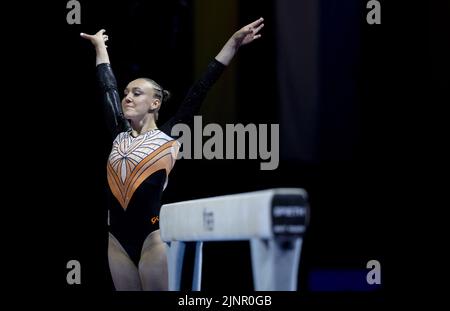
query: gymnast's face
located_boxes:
[122,79,160,120]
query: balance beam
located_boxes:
[160,188,309,291]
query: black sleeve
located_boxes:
[160,59,226,136]
[96,63,130,139]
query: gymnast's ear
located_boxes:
[150,98,161,110]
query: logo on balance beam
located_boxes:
[271,194,309,236]
[203,209,215,231]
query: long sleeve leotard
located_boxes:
[96,60,225,265]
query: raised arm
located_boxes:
[81,30,130,139]
[160,18,264,135]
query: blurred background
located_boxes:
[31,0,444,297]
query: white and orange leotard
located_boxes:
[97,60,225,265]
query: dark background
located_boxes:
[13,0,447,306]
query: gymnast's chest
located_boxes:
[107,131,177,179]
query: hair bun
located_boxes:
[162,89,171,103]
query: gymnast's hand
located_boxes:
[215,17,265,66]
[80,29,110,65]
[231,17,264,48]
[80,29,109,48]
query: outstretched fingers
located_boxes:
[80,32,92,39]
[249,17,264,29]
[80,29,109,47]
[253,22,265,35]
[242,18,264,43]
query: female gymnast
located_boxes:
[81,17,264,290]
